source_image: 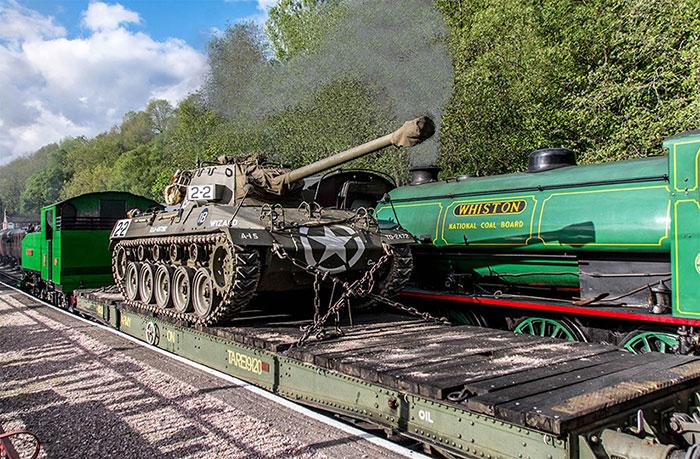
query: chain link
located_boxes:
[271,243,449,347]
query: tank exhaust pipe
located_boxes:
[274,116,435,191]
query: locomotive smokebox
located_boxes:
[527,148,576,173]
[409,166,442,185]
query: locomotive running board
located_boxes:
[76,289,700,459]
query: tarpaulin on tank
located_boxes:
[218,154,298,199]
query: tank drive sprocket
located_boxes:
[112,232,261,325]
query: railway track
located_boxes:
[6,264,700,458]
[0,267,429,458]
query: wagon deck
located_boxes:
[76,288,700,457]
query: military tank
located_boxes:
[110,117,435,325]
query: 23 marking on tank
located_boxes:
[299,225,366,274]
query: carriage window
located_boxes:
[100,200,126,219]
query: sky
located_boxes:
[0,0,276,164]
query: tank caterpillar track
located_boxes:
[112,232,261,326]
[357,244,413,311]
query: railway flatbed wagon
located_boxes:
[77,288,700,459]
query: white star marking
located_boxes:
[307,226,353,264]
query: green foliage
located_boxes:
[266,0,344,60]
[2,0,699,214]
[435,0,700,177]
[20,165,65,214]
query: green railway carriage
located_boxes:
[376,130,700,353]
[21,192,159,306]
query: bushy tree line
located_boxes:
[2,0,698,217]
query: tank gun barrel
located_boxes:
[278,116,435,187]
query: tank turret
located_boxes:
[111,117,434,326]
[189,116,435,204]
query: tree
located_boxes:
[146,99,175,134]
[266,0,342,60]
[20,166,65,214]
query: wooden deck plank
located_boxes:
[387,339,614,399]
[465,351,664,416]
[496,356,700,434]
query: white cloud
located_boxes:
[0,0,65,45]
[82,1,140,32]
[0,1,207,164]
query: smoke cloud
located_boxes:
[209,0,453,166]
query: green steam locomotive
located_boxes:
[376,129,700,354]
[20,192,159,307]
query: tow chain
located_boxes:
[272,243,449,347]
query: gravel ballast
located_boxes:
[0,285,412,458]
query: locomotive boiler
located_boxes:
[375,129,700,353]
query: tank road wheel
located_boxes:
[172,266,194,313]
[513,317,586,342]
[125,262,141,301]
[154,265,174,309]
[113,245,129,284]
[192,268,218,319]
[620,330,679,354]
[139,263,156,304]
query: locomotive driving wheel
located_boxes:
[513,316,587,342]
[620,329,679,354]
